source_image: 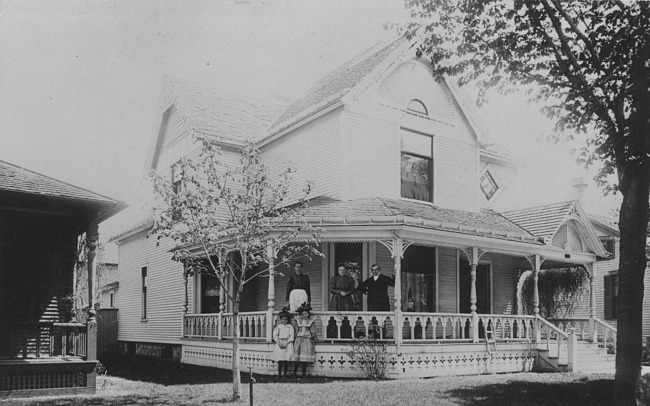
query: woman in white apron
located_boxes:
[286,262,311,312]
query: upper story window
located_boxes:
[407,99,428,116]
[401,130,433,202]
[601,238,616,259]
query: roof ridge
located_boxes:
[164,75,287,108]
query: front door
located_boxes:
[459,259,491,314]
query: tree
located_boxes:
[150,140,321,400]
[398,1,650,403]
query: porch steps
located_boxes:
[537,341,615,373]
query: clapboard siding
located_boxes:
[435,137,479,212]
[117,231,185,344]
[481,253,519,315]
[437,247,458,313]
[261,109,342,200]
[344,111,398,199]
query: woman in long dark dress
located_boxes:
[328,265,355,311]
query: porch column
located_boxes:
[182,263,189,315]
[393,237,403,347]
[266,241,277,343]
[470,247,479,343]
[533,255,541,343]
[85,220,98,391]
[218,257,226,340]
[587,263,597,343]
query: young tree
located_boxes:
[150,140,321,400]
[398,2,650,403]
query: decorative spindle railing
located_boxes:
[184,312,268,340]
[184,311,540,344]
[1,322,88,359]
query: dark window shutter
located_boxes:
[604,275,611,319]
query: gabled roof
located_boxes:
[500,201,575,238]
[500,200,609,257]
[0,160,121,205]
[302,197,540,244]
[266,37,409,135]
[165,77,286,144]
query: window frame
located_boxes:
[141,266,148,320]
[400,129,434,203]
[604,271,619,320]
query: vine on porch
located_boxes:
[520,267,589,318]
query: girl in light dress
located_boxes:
[293,303,317,379]
[272,308,294,379]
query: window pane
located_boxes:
[401,131,432,157]
[401,153,431,201]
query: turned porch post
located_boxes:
[393,237,403,347]
[85,220,99,390]
[533,255,541,343]
[470,247,479,343]
[266,241,277,343]
[218,257,226,340]
[182,263,189,315]
[587,263,597,343]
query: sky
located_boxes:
[0,0,621,259]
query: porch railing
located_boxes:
[184,311,538,343]
[535,315,569,361]
[1,322,88,360]
[547,317,617,353]
[184,312,268,341]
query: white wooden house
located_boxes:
[111,37,619,377]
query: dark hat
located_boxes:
[296,302,312,314]
[278,307,292,321]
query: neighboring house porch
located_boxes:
[0,160,124,398]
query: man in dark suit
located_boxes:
[358,264,395,311]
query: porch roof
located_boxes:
[302,197,542,244]
[500,201,576,238]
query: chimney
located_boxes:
[572,177,588,201]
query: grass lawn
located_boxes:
[0,356,616,406]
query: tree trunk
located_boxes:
[231,261,247,401]
[231,284,245,400]
[614,63,650,404]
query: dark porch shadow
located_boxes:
[99,355,359,387]
[441,377,614,406]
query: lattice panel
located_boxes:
[0,371,86,391]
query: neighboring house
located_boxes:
[112,37,617,377]
[99,263,119,309]
[0,160,124,398]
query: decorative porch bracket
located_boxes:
[524,254,547,343]
[378,235,413,347]
[460,247,488,343]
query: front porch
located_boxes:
[180,310,617,378]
